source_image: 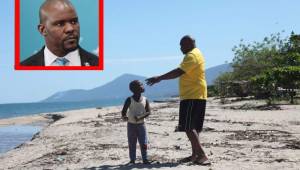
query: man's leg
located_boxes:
[186,131,197,161]
[186,129,207,161]
[179,100,209,164]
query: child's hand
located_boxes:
[122,116,128,121]
[134,116,139,121]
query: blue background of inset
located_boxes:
[20,0,99,61]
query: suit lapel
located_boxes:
[36,46,45,66]
[79,47,90,66]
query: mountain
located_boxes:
[43,74,178,102]
[206,63,232,85]
[42,64,232,102]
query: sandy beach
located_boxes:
[0,98,299,170]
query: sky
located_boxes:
[0,0,300,104]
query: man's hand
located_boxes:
[146,76,161,86]
[146,68,184,86]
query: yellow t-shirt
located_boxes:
[179,48,207,100]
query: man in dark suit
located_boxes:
[21,0,98,66]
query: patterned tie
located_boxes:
[54,57,69,66]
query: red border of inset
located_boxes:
[14,0,104,70]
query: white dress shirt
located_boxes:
[44,46,81,66]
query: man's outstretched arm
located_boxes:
[146,68,185,86]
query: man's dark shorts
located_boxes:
[177,99,206,132]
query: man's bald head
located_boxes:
[37,0,80,57]
[180,35,196,54]
[39,0,76,24]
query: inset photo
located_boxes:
[15,0,103,70]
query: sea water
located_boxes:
[0,98,124,119]
[0,125,41,154]
[0,98,124,154]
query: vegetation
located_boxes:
[207,85,218,97]
[214,32,300,104]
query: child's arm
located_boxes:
[121,97,131,121]
[135,99,151,120]
[145,99,151,116]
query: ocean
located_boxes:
[0,98,124,119]
[0,125,41,154]
[0,98,125,154]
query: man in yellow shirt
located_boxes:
[146,35,210,165]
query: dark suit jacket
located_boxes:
[21,46,99,66]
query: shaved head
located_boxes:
[180,35,196,54]
[39,0,76,24]
[180,35,195,46]
[37,0,80,57]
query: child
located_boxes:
[121,80,151,164]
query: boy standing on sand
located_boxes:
[121,80,151,164]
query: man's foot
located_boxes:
[193,156,211,166]
[178,156,192,163]
[190,155,198,162]
[178,155,198,163]
[179,156,192,162]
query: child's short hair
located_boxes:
[129,80,141,93]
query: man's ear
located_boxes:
[38,24,47,36]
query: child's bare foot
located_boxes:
[143,159,152,164]
[126,160,135,165]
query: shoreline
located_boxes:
[0,107,103,155]
[0,112,59,155]
[0,97,173,127]
[0,97,178,127]
[0,114,51,127]
[0,98,300,169]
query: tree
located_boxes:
[231,32,287,81]
[215,32,300,104]
[272,33,300,103]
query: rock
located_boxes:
[50,114,65,122]
[174,145,181,150]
